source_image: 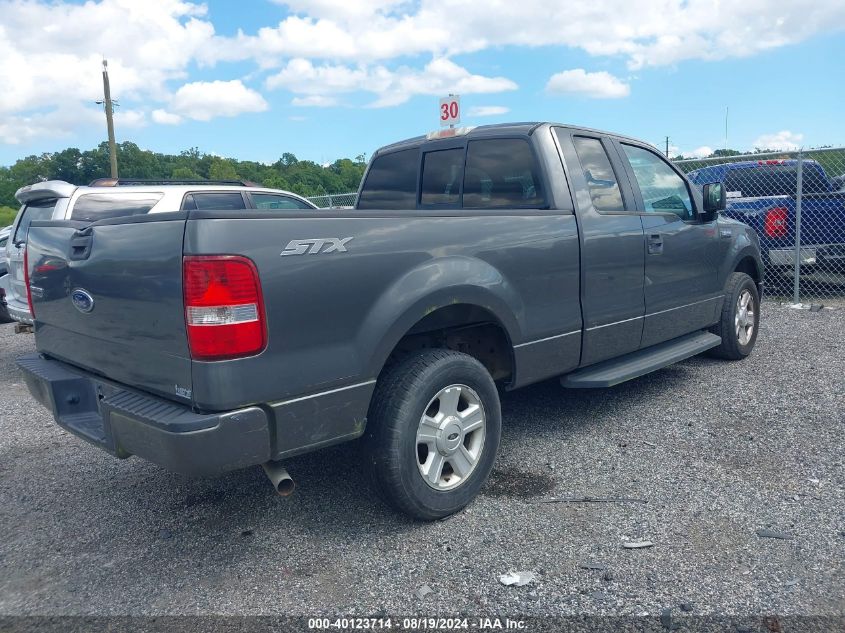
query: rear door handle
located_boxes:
[647,234,663,255]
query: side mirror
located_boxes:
[701,182,726,216]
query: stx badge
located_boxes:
[281,237,353,256]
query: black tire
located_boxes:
[708,272,760,360]
[364,349,501,521]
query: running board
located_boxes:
[561,331,721,389]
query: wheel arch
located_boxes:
[360,257,523,383]
[731,249,764,295]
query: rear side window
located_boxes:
[251,193,313,210]
[571,136,625,212]
[183,192,247,211]
[463,139,544,208]
[723,164,830,197]
[421,148,464,205]
[13,200,57,242]
[357,148,419,210]
[71,194,162,222]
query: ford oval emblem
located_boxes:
[71,288,95,313]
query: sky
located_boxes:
[1,0,844,169]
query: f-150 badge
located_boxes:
[281,237,353,256]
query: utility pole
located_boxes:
[101,59,118,178]
[665,136,670,158]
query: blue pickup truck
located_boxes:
[686,159,845,280]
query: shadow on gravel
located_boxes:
[482,468,557,499]
[0,351,710,554]
[497,359,699,436]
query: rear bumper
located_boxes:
[17,353,271,476]
[0,273,32,324]
[768,243,845,268]
[5,297,33,324]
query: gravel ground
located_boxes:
[0,304,843,621]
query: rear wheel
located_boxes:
[708,272,760,360]
[365,349,501,520]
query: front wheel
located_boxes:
[708,272,760,360]
[365,349,501,520]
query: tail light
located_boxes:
[183,255,266,361]
[764,207,789,238]
[24,247,35,317]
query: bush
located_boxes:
[0,206,17,227]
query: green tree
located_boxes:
[0,142,366,207]
[171,166,201,180]
[208,158,239,182]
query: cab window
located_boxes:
[420,148,463,206]
[571,136,625,212]
[621,144,694,219]
[463,139,544,208]
[357,148,419,210]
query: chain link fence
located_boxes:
[310,149,845,305]
[675,148,845,304]
[306,192,358,208]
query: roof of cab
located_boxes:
[374,122,658,154]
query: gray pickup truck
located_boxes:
[18,123,763,520]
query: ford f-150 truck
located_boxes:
[686,159,845,274]
[18,123,763,520]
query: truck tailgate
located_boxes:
[26,217,192,405]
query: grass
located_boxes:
[0,206,17,227]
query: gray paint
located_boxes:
[25,220,192,403]
[183,210,582,410]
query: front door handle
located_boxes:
[648,234,663,255]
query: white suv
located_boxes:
[1,179,316,326]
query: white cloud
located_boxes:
[688,146,714,158]
[0,0,214,115]
[468,106,510,117]
[546,69,630,98]
[266,58,516,108]
[211,1,845,69]
[291,95,338,107]
[115,109,147,128]
[151,109,182,125]
[271,0,405,22]
[0,107,102,145]
[753,130,803,151]
[168,80,269,121]
[2,0,844,145]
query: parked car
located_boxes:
[3,179,316,325]
[18,123,763,520]
[0,225,12,323]
[686,159,845,276]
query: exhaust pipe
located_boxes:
[262,460,295,496]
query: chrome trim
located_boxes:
[585,314,643,332]
[644,296,721,319]
[585,296,722,332]
[513,330,580,348]
[273,379,377,407]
